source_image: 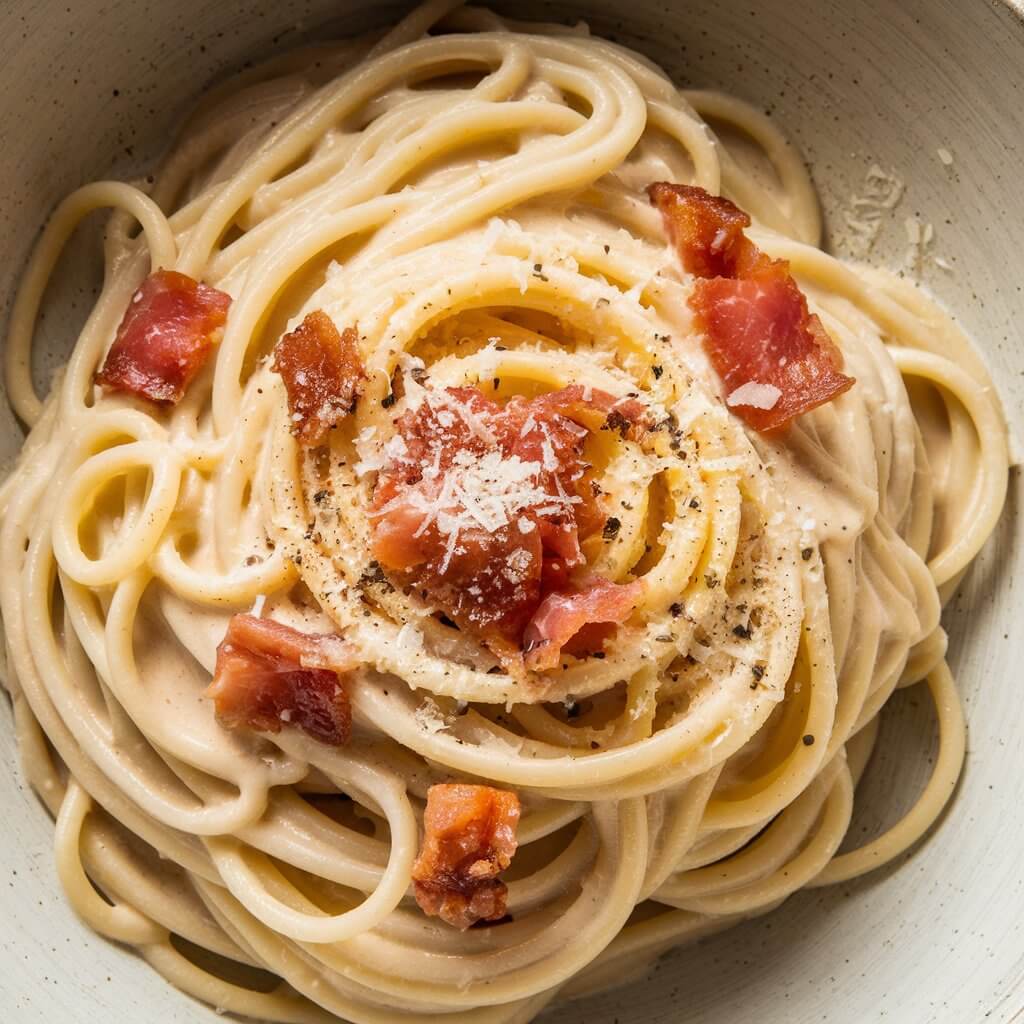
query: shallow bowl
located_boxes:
[1,1,1022,1021]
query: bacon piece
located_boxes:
[412,784,521,930]
[647,182,752,278]
[95,269,231,404]
[369,383,643,668]
[368,499,433,574]
[523,384,651,446]
[693,270,855,431]
[648,182,854,431]
[522,578,644,672]
[536,519,584,566]
[207,614,356,745]
[272,310,366,446]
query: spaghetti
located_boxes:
[0,2,1009,1021]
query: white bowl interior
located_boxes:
[1,1,1022,1021]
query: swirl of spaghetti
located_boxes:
[0,3,1010,1023]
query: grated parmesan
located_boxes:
[726,381,781,411]
[700,455,748,474]
[839,164,905,258]
[414,697,448,735]
[396,622,424,652]
[371,445,580,563]
[903,216,935,277]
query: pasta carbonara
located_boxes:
[0,2,1009,1021]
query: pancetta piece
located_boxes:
[647,182,752,279]
[411,783,521,930]
[272,310,367,446]
[369,383,641,668]
[648,182,854,431]
[693,266,855,431]
[522,384,651,444]
[95,269,231,404]
[207,614,356,745]
[522,577,644,672]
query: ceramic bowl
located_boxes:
[1,1,1022,1021]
